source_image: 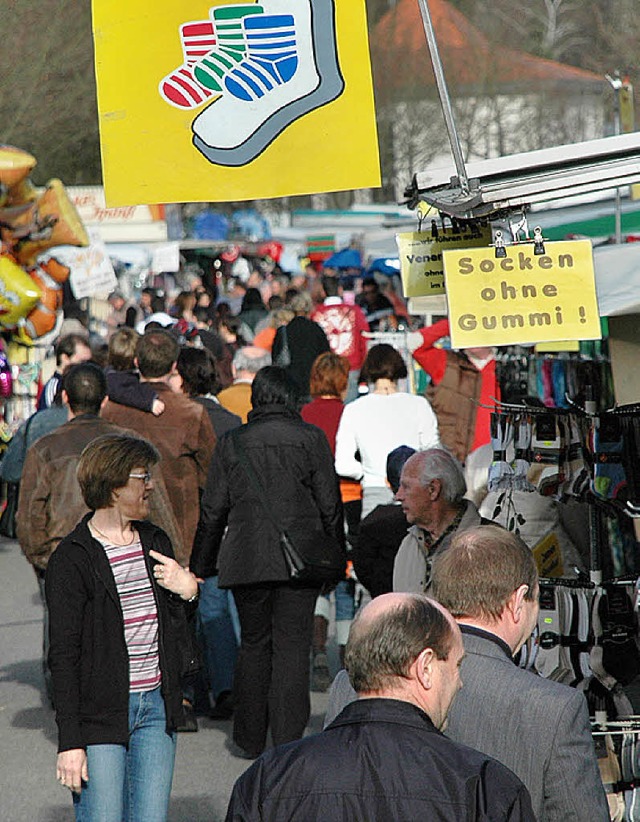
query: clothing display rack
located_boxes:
[495,342,614,411]
[487,399,640,738]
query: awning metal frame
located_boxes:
[411,0,640,221]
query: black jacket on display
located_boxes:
[191,404,344,587]
[45,515,196,752]
[225,698,535,822]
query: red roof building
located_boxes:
[371,0,604,102]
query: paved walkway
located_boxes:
[0,537,332,821]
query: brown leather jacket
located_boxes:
[16,414,183,571]
[103,383,216,562]
[426,351,483,463]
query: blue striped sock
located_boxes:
[224,14,298,101]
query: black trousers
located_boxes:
[231,582,318,755]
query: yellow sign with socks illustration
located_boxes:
[443,239,601,348]
[92,0,380,205]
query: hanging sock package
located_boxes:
[591,415,627,502]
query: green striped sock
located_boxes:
[194,4,264,92]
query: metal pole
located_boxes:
[614,94,622,244]
[585,390,601,582]
[605,73,623,244]
[416,0,470,195]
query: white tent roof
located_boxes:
[594,243,640,316]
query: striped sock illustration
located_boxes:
[160,21,217,109]
[224,14,298,101]
[193,0,345,168]
[194,5,264,93]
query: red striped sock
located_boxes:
[160,21,216,109]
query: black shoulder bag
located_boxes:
[233,432,345,586]
[273,324,291,368]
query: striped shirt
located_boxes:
[98,534,162,693]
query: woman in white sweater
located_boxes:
[335,344,440,519]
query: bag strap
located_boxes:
[232,432,285,535]
[21,412,35,461]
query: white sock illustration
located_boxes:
[224,14,298,101]
[160,20,217,109]
[192,0,344,167]
[194,4,265,93]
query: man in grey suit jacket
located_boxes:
[326,525,608,822]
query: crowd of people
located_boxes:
[1,265,609,821]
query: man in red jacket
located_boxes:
[411,317,500,463]
[311,276,369,402]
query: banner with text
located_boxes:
[92,0,380,205]
[396,224,493,298]
[443,239,601,348]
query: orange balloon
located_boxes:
[12,179,89,267]
[0,145,37,189]
[20,266,63,339]
[41,256,71,284]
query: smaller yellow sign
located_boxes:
[535,340,580,353]
[396,225,492,298]
[443,239,601,348]
[532,531,564,578]
[620,81,635,134]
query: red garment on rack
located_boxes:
[412,318,501,460]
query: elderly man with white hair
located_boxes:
[393,447,493,593]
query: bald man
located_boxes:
[225,593,534,822]
[327,527,608,822]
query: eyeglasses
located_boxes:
[129,472,152,484]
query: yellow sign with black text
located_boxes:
[92,0,380,205]
[443,240,601,348]
[532,531,564,578]
[396,224,493,298]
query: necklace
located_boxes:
[90,520,135,546]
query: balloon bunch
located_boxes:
[0,145,89,343]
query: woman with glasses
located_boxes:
[46,433,200,822]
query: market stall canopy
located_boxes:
[323,248,363,270]
[367,257,401,276]
[594,243,640,317]
[407,133,640,219]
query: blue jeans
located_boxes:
[73,686,176,822]
[196,575,240,699]
[321,579,356,621]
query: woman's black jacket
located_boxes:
[191,404,345,587]
[45,514,197,752]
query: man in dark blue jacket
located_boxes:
[225,592,534,822]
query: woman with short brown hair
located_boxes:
[47,433,199,821]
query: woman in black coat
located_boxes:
[191,366,344,758]
[46,433,200,821]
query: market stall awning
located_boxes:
[593,243,640,316]
[323,248,363,270]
